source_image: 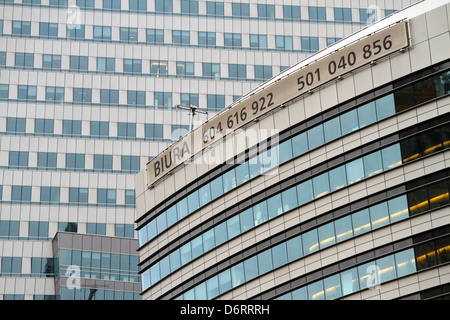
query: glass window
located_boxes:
[352,208,371,236]
[154,92,172,107]
[123,59,142,74]
[375,94,395,120]
[297,180,314,205]
[257,249,273,275]
[267,194,283,219]
[309,6,326,20]
[272,242,288,269]
[250,34,267,49]
[166,205,177,227]
[37,152,57,168]
[363,151,383,178]
[172,30,190,44]
[214,221,228,246]
[376,255,397,283]
[281,187,298,212]
[9,151,29,168]
[145,124,163,139]
[340,267,359,296]
[93,26,111,40]
[307,125,325,150]
[335,215,353,243]
[66,153,85,169]
[203,63,220,79]
[253,202,268,226]
[202,228,215,252]
[235,162,250,186]
[177,197,188,220]
[388,195,409,223]
[427,180,450,209]
[69,56,88,70]
[40,187,60,202]
[312,172,330,199]
[415,240,437,271]
[230,262,245,288]
[176,61,194,76]
[370,202,389,230]
[232,3,249,17]
[0,84,8,99]
[222,169,236,193]
[278,140,293,164]
[155,0,172,12]
[129,0,146,11]
[420,128,443,157]
[218,269,231,294]
[206,276,219,299]
[346,158,364,185]
[15,53,34,68]
[323,117,341,143]
[227,215,240,239]
[228,64,246,80]
[301,36,319,52]
[191,235,203,260]
[302,229,319,255]
[69,187,88,203]
[275,36,293,50]
[381,143,402,171]
[254,65,272,80]
[334,7,352,22]
[358,101,377,128]
[117,123,136,138]
[401,136,420,164]
[210,176,223,200]
[283,5,300,19]
[395,248,416,277]
[340,109,359,135]
[324,274,342,300]
[243,256,258,282]
[329,165,347,192]
[292,132,308,157]
[239,208,254,232]
[206,2,224,16]
[181,0,198,13]
[307,280,324,300]
[12,186,32,201]
[97,57,115,72]
[146,29,164,43]
[150,60,168,76]
[198,184,211,207]
[318,222,336,249]
[187,191,199,213]
[286,235,303,262]
[360,8,377,24]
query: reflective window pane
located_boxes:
[214,221,228,246]
[239,208,254,232]
[381,143,402,171]
[408,186,429,216]
[334,215,353,243]
[281,187,298,212]
[302,229,319,255]
[376,255,397,284]
[307,280,324,300]
[352,209,371,236]
[312,172,330,199]
[267,194,283,219]
[243,256,258,281]
[363,151,383,178]
[324,274,342,300]
[394,248,416,277]
[253,202,268,226]
[346,158,364,185]
[375,94,395,120]
[278,140,293,164]
[340,109,359,135]
[218,270,231,294]
[318,222,336,249]
[388,195,409,223]
[307,125,325,150]
[340,267,359,296]
[286,235,303,262]
[297,180,314,205]
[323,117,341,143]
[272,242,287,269]
[292,132,308,157]
[357,101,377,128]
[329,165,347,191]
[427,180,450,210]
[230,262,245,288]
[227,215,240,239]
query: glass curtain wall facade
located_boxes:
[0,0,417,299]
[135,1,450,301]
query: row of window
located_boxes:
[0,83,235,111]
[1,52,287,82]
[173,205,450,300]
[0,220,135,239]
[276,235,450,300]
[4,20,326,52]
[140,122,450,292]
[1,1,395,23]
[4,117,188,141]
[0,185,136,205]
[137,69,450,247]
[58,288,140,300]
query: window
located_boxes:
[37,152,57,168]
[15,53,34,68]
[39,22,58,37]
[98,189,116,204]
[129,0,146,11]
[283,5,300,19]
[12,21,31,35]
[66,153,85,169]
[0,52,6,66]
[120,27,138,42]
[203,63,220,79]
[228,64,246,80]
[276,35,293,50]
[181,93,199,108]
[385,9,397,17]
[90,121,109,137]
[327,37,341,46]
[173,30,190,44]
[145,124,163,139]
[45,86,64,102]
[35,119,54,134]
[206,1,223,15]
[1,257,22,276]
[9,151,29,167]
[171,125,189,140]
[40,187,60,202]
[123,59,142,74]
[309,6,326,20]
[70,55,88,71]
[176,61,194,76]
[73,88,92,102]
[66,25,85,39]
[181,0,198,14]
[232,3,249,17]
[93,26,112,40]
[198,32,216,46]
[0,221,20,239]
[224,33,242,48]
[154,92,172,107]
[127,90,146,105]
[100,89,119,104]
[23,0,42,4]
[155,0,172,12]
[115,224,134,238]
[58,222,77,232]
[360,8,377,24]
[334,8,352,21]
[11,186,32,201]
[49,0,67,6]
[207,94,225,111]
[77,0,94,7]
[94,155,113,170]
[103,0,120,9]
[301,36,319,52]
[86,223,106,235]
[117,122,136,138]
[0,84,7,99]
[257,4,275,18]
[125,190,135,205]
[150,60,168,76]
[63,120,82,136]
[6,117,26,133]
[18,85,37,100]
[42,54,61,69]
[96,57,115,72]
[69,187,88,203]
[121,155,140,171]
[254,65,272,80]
[146,29,164,43]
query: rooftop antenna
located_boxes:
[175,104,208,132]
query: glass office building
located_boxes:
[135,0,450,300]
[0,0,419,300]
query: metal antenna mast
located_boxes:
[175,104,208,132]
